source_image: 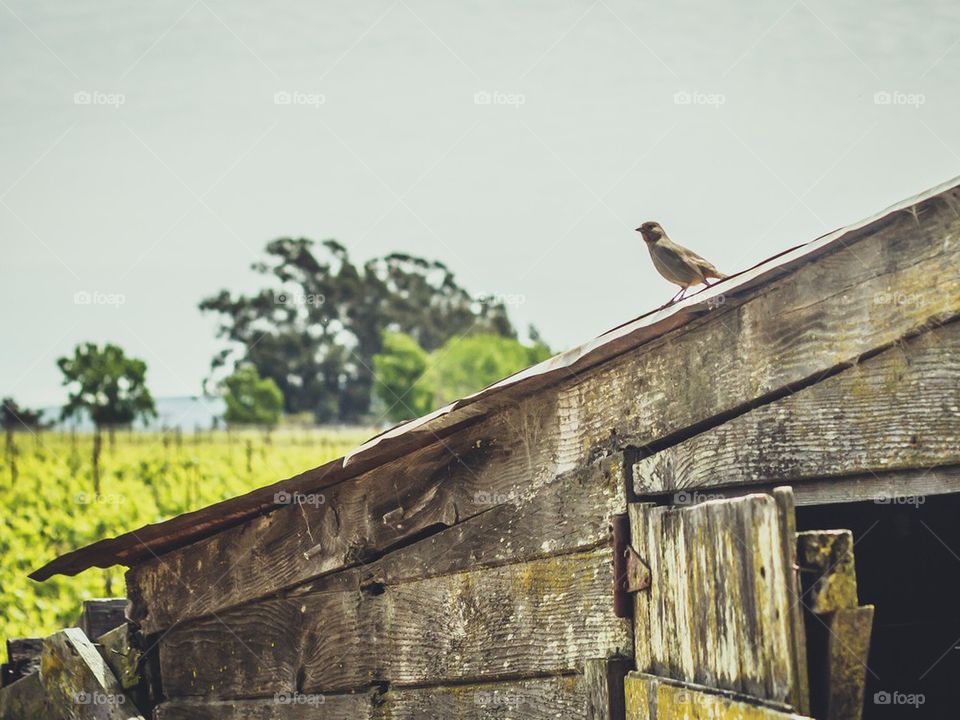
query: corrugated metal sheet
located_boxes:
[29,175,960,581]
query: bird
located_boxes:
[636,222,728,304]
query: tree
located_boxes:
[371,333,552,424]
[200,238,517,423]
[221,365,284,430]
[57,343,156,492]
[1,397,46,483]
[429,334,551,407]
[372,332,434,423]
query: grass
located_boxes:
[0,427,370,645]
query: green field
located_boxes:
[0,428,370,645]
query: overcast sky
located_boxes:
[3,0,959,406]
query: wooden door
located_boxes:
[624,487,873,720]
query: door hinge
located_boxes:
[612,513,651,618]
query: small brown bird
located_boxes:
[636,222,728,304]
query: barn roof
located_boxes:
[30,174,960,582]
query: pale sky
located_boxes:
[3,0,959,406]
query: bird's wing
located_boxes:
[674,244,727,280]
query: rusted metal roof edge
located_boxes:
[30,174,960,581]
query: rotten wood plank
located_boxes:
[159,549,631,699]
[630,492,807,711]
[797,530,858,614]
[823,606,874,720]
[39,627,142,719]
[0,672,50,719]
[127,198,960,636]
[634,319,960,496]
[624,672,813,719]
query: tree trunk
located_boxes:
[92,429,102,494]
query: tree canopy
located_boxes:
[221,364,284,427]
[57,343,156,428]
[200,238,518,423]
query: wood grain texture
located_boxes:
[624,672,812,720]
[160,549,631,699]
[634,319,960,495]
[155,674,594,719]
[796,531,858,614]
[629,493,806,710]
[129,203,960,635]
[585,656,631,720]
[823,606,874,720]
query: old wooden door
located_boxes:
[622,487,873,720]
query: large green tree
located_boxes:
[372,332,552,423]
[221,364,284,428]
[57,343,156,491]
[200,239,516,423]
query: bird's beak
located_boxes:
[634,227,643,233]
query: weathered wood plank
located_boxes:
[1,638,41,687]
[585,656,631,720]
[631,493,806,710]
[772,488,809,716]
[128,203,960,634]
[77,598,127,641]
[635,319,960,495]
[40,627,142,719]
[155,674,594,719]
[160,549,631,699]
[823,606,874,720]
[154,692,375,719]
[797,531,858,614]
[0,672,50,719]
[294,455,627,597]
[624,672,812,719]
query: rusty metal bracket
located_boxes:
[624,546,651,593]
[612,513,651,618]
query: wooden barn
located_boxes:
[6,176,960,719]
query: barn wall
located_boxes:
[130,189,960,716]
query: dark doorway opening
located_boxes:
[797,493,960,719]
